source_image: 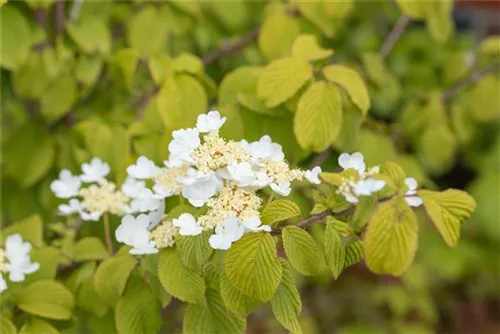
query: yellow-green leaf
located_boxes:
[176,231,213,270]
[172,53,203,75]
[257,57,313,108]
[479,35,500,56]
[20,318,58,334]
[219,66,262,105]
[0,6,32,70]
[127,6,168,57]
[468,75,500,122]
[66,17,111,54]
[291,34,333,61]
[157,247,206,304]
[426,2,454,44]
[395,1,430,19]
[115,285,162,334]
[294,81,342,152]
[219,271,260,317]
[74,237,109,261]
[110,48,138,91]
[323,64,370,115]
[258,13,300,61]
[2,214,43,246]
[324,223,345,278]
[40,74,77,122]
[322,0,354,19]
[94,255,138,306]
[224,233,282,301]
[282,226,320,276]
[261,199,301,227]
[364,196,418,276]
[419,189,476,247]
[1,316,17,334]
[271,259,303,334]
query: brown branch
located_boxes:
[308,148,332,169]
[134,86,159,120]
[441,62,500,102]
[54,0,65,36]
[379,14,410,60]
[202,28,260,66]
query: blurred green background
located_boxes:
[1,1,499,333]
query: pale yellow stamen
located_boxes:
[151,219,178,248]
[152,165,189,195]
[79,180,129,215]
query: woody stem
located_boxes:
[103,214,114,255]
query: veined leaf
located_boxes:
[379,161,407,191]
[282,226,320,276]
[322,64,370,115]
[19,318,58,334]
[258,13,300,61]
[364,196,418,276]
[219,66,262,105]
[294,81,342,152]
[176,231,213,270]
[1,316,17,334]
[261,199,301,227]
[257,57,313,108]
[291,34,333,61]
[74,237,109,261]
[94,255,138,306]
[157,247,206,304]
[219,271,260,316]
[419,189,476,246]
[271,259,303,334]
[224,233,282,301]
[115,285,162,334]
[324,223,345,278]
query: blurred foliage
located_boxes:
[1,0,499,333]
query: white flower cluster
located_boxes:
[336,152,422,207]
[0,234,40,294]
[115,111,321,253]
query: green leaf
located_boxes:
[271,259,303,334]
[20,318,58,334]
[75,55,103,87]
[127,6,168,57]
[419,189,476,247]
[40,74,77,122]
[15,280,74,320]
[379,161,407,191]
[66,17,111,54]
[2,214,43,246]
[237,93,287,118]
[324,223,345,279]
[157,74,207,129]
[74,237,109,261]
[291,34,333,61]
[1,316,17,334]
[258,13,300,61]
[183,289,246,334]
[94,255,138,306]
[157,247,206,304]
[479,35,500,56]
[109,48,138,91]
[219,271,260,316]
[395,1,431,19]
[176,231,213,270]
[261,199,301,227]
[296,1,336,37]
[148,54,173,86]
[219,66,262,105]
[172,53,203,75]
[468,75,500,122]
[426,2,454,44]
[26,247,59,282]
[294,81,342,152]
[417,124,457,176]
[350,196,377,232]
[115,285,162,334]
[11,52,51,99]
[76,280,108,317]
[322,0,354,19]
[345,239,364,268]
[0,6,31,70]
[323,64,370,115]
[257,57,313,108]
[361,52,390,86]
[224,233,282,301]
[364,196,418,276]
[282,226,320,276]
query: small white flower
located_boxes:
[338,152,366,175]
[58,198,83,215]
[196,110,227,133]
[209,217,245,250]
[121,176,146,198]
[0,274,7,293]
[226,162,256,187]
[168,128,200,165]
[50,169,81,198]
[404,177,423,207]
[115,215,158,255]
[4,234,40,282]
[152,183,174,199]
[241,216,271,232]
[252,171,273,189]
[127,156,158,179]
[270,182,292,196]
[146,200,165,230]
[173,213,203,236]
[80,158,110,183]
[245,135,285,162]
[180,169,222,207]
[305,166,322,184]
[130,188,161,213]
[80,210,101,221]
[353,178,386,196]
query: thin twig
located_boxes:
[134,86,159,120]
[69,0,83,24]
[202,28,260,66]
[54,0,65,36]
[308,149,332,169]
[441,62,500,102]
[379,14,410,60]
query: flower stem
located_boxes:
[103,214,114,255]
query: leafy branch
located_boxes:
[202,28,260,66]
[379,14,411,60]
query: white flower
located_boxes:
[241,216,271,232]
[173,213,203,236]
[80,210,101,221]
[245,135,285,162]
[147,200,165,230]
[50,169,81,198]
[270,182,292,196]
[180,169,222,207]
[208,217,245,250]
[305,166,322,184]
[226,162,256,187]
[251,171,273,189]
[353,178,386,196]
[196,110,227,133]
[130,188,161,213]
[4,234,40,282]
[58,198,83,215]
[0,274,7,294]
[152,183,174,199]
[121,176,146,198]
[404,177,423,207]
[115,215,158,255]
[80,158,111,183]
[338,152,366,175]
[168,128,200,165]
[127,156,158,179]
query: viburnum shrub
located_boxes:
[1,0,497,333]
